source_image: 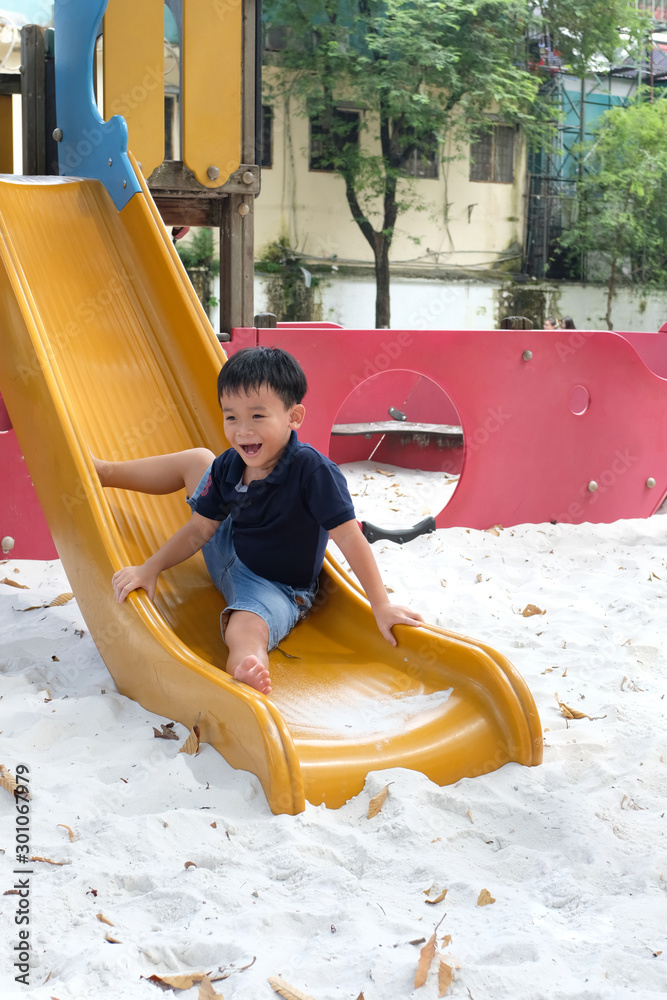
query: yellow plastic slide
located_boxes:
[0,173,542,813]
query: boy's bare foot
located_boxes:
[232,655,272,695]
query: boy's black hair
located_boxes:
[217,346,308,408]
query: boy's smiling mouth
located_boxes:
[240,443,262,456]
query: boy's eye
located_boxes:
[252,413,265,419]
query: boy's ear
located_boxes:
[289,403,306,428]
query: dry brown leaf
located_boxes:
[47,592,74,607]
[375,468,395,477]
[143,973,211,989]
[0,764,18,796]
[199,974,224,999]
[425,888,448,905]
[58,824,76,843]
[521,604,546,617]
[438,960,454,996]
[485,526,501,536]
[267,976,317,1000]
[414,931,438,988]
[184,861,198,869]
[355,994,365,1000]
[30,856,70,866]
[441,935,452,948]
[96,913,114,926]
[467,810,474,824]
[368,783,391,819]
[477,889,495,906]
[153,722,179,741]
[555,695,605,721]
[0,576,29,589]
[104,932,121,944]
[178,726,201,756]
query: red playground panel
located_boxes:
[0,391,58,560]
[226,324,667,530]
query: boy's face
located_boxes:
[220,384,305,477]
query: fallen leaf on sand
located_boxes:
[425,888,448,905]
[268,976,317,1000]
[415,930,437,988]
[521,604,546,617]
[143,973,216,989]
[368,783,392,819]
[555,694,606,721]
[105,932,121,944]
[96,913,114,926]
[178,726,201,756]
[0,577,29,589]
[477,889,495,906]
[199,974,224,999]
[438,960,454,996]
[153,722,179,741]
[0,764,18,796]
[47,592,74,607]
[57,824,76,842]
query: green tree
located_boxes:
[263,0,645,328]
[557,95,667,329]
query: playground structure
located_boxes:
[1,0,546,812]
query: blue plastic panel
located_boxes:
[53,0,141,211]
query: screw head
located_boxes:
[238,203,250,216]
[587,481,598,492]
[52,127,63,142]
[242,170,254,184]
[207,165,220,180]
[522,350,533,361]
[647,477,656,488]
[1,535,15,554]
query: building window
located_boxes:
[309,109,360,171]
[469,126,515,183]
[391,131,439,179]
[261,105,273,169]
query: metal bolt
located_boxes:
[242,170,254,184]
[238,203,250,216]
[122,180,127,188]
[52,127,63,142]
[207,165,220,180]
[647,477,656,488]
[522,350,533,361]
[1,535,15,555]
[108,158,113,167]
[587,481,598,492]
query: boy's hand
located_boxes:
[112,563,158,603]
[373,602,424,646]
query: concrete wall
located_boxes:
[252,271,667,333]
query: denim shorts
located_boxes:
[187,466,318,650]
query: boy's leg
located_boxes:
[223,610,272,695]
[94,448,215,498]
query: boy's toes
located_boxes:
[233,655,272,695]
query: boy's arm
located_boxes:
[112,512,221,603]
[328,519,423,645]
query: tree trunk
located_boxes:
[374,233,391,328]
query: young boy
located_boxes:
[95,346,423,695]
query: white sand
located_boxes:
[1,465,666,999]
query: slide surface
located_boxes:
[0,174,542,813]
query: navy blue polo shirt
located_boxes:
[192,431,356,588]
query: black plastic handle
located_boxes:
[361,515,436,545]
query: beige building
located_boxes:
[255,94,527,276]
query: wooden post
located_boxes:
[219,192,254,335]
[21,25,46,175]
[218,0,257,334]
